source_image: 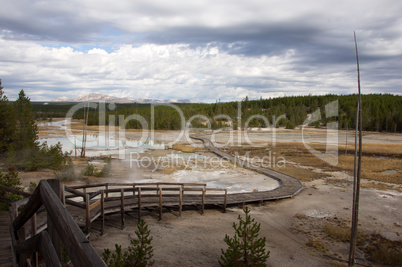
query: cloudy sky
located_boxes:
[0,0,401,102]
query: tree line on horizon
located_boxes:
[31,93,401,133]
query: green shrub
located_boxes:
[102,219,154,267]
[103,245,125,267]
[0,168,23,210]
[39,141,69,170]
[54,158,80,181]
[6,142,69,171]
[219,207,270,266]
[81,163,95,176]
[82,157,112,177]
[96,157,112,177]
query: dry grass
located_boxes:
[342,143,402,158]
[225,142,402,185]
[361,182,402,192]
[337,155,401,184]
[306,239,327,253]
[323,223,367,246]
[158,165,180,174]
[172,144,197,153]
[322,222,402,265]
[325,178,352,187]
[272,165,328,182]
[365,235,402,265]
[323,223,351,243]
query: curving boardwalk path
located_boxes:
[190,134,303,204]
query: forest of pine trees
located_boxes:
[31,94,401,133]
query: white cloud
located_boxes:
[0,0,401,101]
[1,38,365,102]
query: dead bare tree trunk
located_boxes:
[81,102,89,157]
[348,31,363,267]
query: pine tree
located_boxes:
[0,80,15,153]
[103,219,154,267]
[125,219,154,267]
[8,89,39,170]
[12,89,38,151]
[219,207,270,267]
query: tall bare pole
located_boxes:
[345,122,348,155]
[348,31,363,267]
[80,103,86,157]
[81,102,90,157]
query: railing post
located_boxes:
[106,184,109,198]
[12,202,27,265]
[159,187,163,221]
[179,186,183,216]
[201,188,205,215]
[60,183,65,206]
[47,179,62,260]
[138,188,142,222]
[223,189,227,213]
[101,190,105,236]
[31,213,38,266]
[121,189,125,229]
[85,194,90,233]
[133,185,136,196]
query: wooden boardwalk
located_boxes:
[190,134,303,202]
[0,211,14,267]
[65,134,303,231]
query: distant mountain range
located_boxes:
[51,93,191,104]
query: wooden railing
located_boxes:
[10,179,106,267]
[64,182,228,233]
[0,184,31,204]
[0,180,227,266]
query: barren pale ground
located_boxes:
[18,120,401,266]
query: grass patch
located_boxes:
[361,182,402,192]
[295,213,308,220]
[338,155,401,184]
[341,143,402,158]
[365,235,402,265]
[158,165,180,174]
[272,165,327,182]
[172,144,197,153]
[323,223,367,246]
[306,239,327,253]
[224,142,402,185]
[325,178,352,187]
[323,223,351,242]
[81,157,112,177]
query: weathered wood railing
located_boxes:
[0,184,31,204]
[63,182,228,233]
[10,179,106,267]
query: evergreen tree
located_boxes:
[7,89,39,170]
[12,89,38,151]
[219,207,270,267]
[0,80,15,153]
[103,219,154,267]
[125,219,154,266]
